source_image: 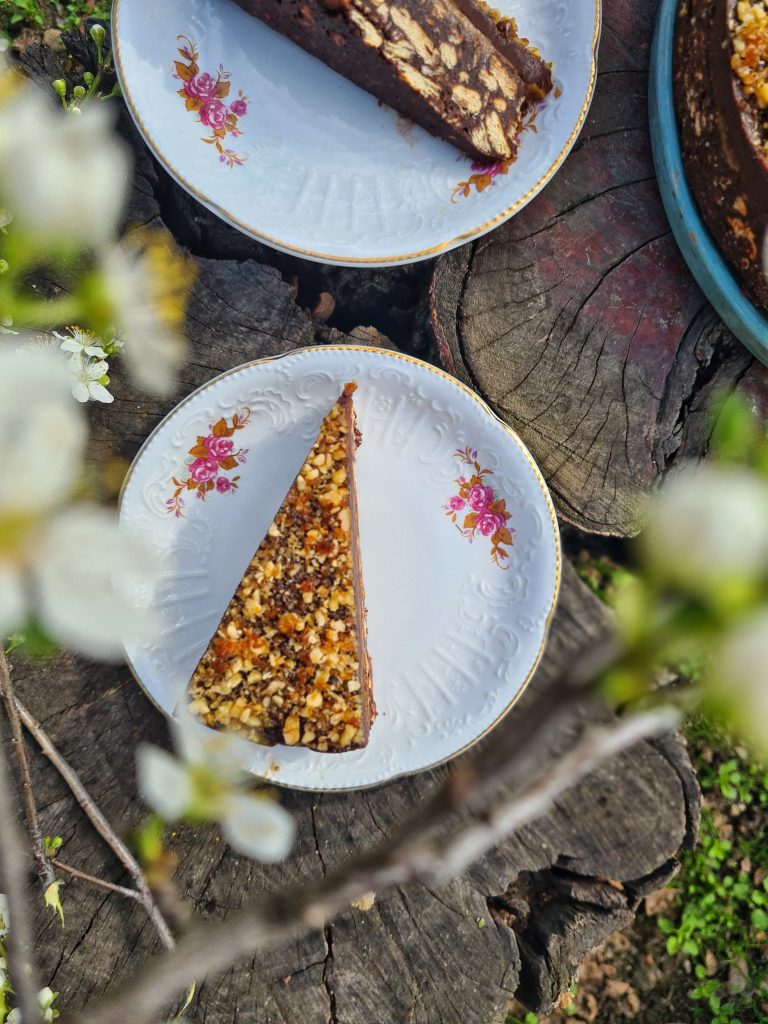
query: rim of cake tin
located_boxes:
[112,0,602,267]
[118,345,562,791]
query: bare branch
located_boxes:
[14,697,175,951]
[0,719,43,1024]
[0,652,55,890]
[51,861,143,903]
[74,706,679,1024]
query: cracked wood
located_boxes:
[10,26,703,1024]
[429,0,768,536]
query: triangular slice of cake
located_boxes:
[188,383,375,753]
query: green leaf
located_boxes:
[43,836,63,855]
[750,908,768,929]
[44,880,65,926]
[666,935,680,955]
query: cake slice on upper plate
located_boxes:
[188,382,375,753]
[234,0,553,163]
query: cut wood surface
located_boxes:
[7,21,708,1024]
[429,0,768,536]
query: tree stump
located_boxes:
[9,24,704,1024]
[429,0,768,536]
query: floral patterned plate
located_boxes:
[112,0,600,267]
[119,346,561,790]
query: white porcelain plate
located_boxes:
[112,0,600,267]
[120,347,561,790]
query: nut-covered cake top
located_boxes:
[188,384,373,754]
[730,0,768,156]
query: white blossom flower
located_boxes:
[8,987,58,1023]
[0,346,87,513]
[55,327,107,359]
[708,608,768,758]
[138,707,295,862]
[33,505,163,660]
[68,355,113,404]
[0,83,130,248]
[171,703,243,782]
[136,746,195,821]
[0,566,26,639]
[641,464,768,599]
[100,232,189,396]
[220,793,295,863]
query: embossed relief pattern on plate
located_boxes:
[114,0,600,263]
[121,348,560,789]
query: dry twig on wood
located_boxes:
[0,652,55,890]
[74,706,679,1024]
[0,719,44,1024]
[14,697,175,951]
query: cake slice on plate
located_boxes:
[234,0,553,162]
[188,383,375,753]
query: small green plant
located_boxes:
[0,0,45,31]
[60,1,111,29]
[657,722,768,1024]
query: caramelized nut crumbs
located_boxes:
[188,385,371,753]
[730,0,768,154]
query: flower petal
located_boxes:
[136,745,194,820]
[221,793,295,862]
[0,565,27,637]
[71,381,90,403]
[0,347,87,512]
[33,504,164,659]
[88,383,114,404]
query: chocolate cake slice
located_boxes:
[674,0,768,309]
[235,0,553,162]
[188,383,375,753]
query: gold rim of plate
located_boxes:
[111,0,603,267]
[119,345,563,792]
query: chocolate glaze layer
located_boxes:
[674,0,768,309]
[339,383,376,743]
[452,0,553,99]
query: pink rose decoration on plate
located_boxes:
[204,435,234,459]
[189,457,219,484]
[476,511,507,537]
[467,483,494,511]
[443,446,514,568]
[200,99,228,130]
[167,409,251,518]
[184,72,217,100]
[173,37,249,168]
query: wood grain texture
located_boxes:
[429,0,768,536]
[10,30,701,1024]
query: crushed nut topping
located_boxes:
[188,384,373,754]
[730,0,768,155]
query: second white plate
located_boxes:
[120,347,560,790]
[113,0,600,266]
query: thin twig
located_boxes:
[51,861,143,903]
[0,652,55,890]
[14,697,175,951]
[75,706,680,1024]
[0,727,43,1024]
